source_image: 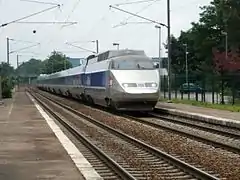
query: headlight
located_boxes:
[151,83,157,87]
[122,83,128,88]
[122,83,137,88]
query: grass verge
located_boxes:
[160,98,240,112]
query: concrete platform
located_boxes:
[0,91,86,180]
[156,102,240,129]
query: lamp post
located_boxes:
[113,43,120,50]
[183,43,188,85]
[221,31,228,104]
[167,0,171,102]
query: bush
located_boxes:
[1,77,13,98]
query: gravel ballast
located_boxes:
[39,90,240,180]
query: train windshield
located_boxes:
[111,59,155,70]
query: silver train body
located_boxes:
[36,49,160,111]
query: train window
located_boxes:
[111,59,154,70]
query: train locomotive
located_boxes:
[36,49,160,111]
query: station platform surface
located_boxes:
[0,90,84,180]
[156,102,240,128]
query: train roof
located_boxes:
[37,62,86,80]
[37,49,147,80]
[87,49,147,64]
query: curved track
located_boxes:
[30,89,219,180]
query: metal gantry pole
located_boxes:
[7,37,10,64]
[96,40,99,54]
[0,76,3,105]
[17,54,19,68]
[17,55,19,91]
[167,0,171,102]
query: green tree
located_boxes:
[0,62,15,98]
[42,51,72,74]
[16,58,43,77]
[0,62,14,77]
[169,0,240,75]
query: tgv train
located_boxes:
[36,49,160,111]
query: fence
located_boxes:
[160,73,240,105]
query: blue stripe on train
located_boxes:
[82,71,107,87]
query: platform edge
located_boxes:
[26,92,103,180]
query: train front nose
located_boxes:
[111,88,159,111]
[110,69,160,111]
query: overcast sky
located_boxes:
[0,0,211,68]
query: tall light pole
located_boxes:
[183,43,188,84]
[113,43,120,50]
[167,0,171,102]
[155,25,162,98]
[221,31,228,104]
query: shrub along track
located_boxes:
[33,88,240,180]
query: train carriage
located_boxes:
[36,49,160,111]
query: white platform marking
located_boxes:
[8,95,15,118]
[27,92,103,180]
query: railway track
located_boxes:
[29,91,133,180]
[120,110,240,154]
[29,89,219,180]
[153,108,240,139]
